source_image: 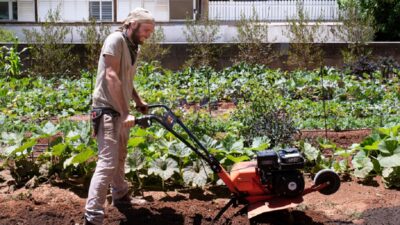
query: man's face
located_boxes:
[130,22,155,45]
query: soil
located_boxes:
[1,176,399,225]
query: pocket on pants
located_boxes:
[103,114,118,141]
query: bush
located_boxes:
[23,6,78,77]
[138,25,169,65]
[283,1,325,70]
[235,8,275,65]
[79,18,111,72]
[334,0,375,64]
[233,90,297,148]
[183,17,222,68]
[0,28,17,42]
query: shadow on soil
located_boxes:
[361,206,400,224]
[248,210,325,225]
[116,205,184,225]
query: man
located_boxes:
[84,8,155,225]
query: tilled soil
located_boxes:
[0,177,399,225]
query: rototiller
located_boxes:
[135,104,340,221]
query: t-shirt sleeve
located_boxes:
[102,33,122,57]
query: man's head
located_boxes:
[122,8,155,45]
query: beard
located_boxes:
[130,23,142,45]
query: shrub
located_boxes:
[23,6,78,77]
[233,90,297,148]
[79,18,111,72]
[334,0,375,64]
[283,1,326,70]
[138,25,169,65]
[235,8,275,65]
[183,17,222,68]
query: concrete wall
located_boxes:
[160,43,400,70]
[3,22,342,44]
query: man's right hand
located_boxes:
[122,115,136,128]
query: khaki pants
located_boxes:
[85,114,129,225]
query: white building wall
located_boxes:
[38,0,89,22]
[118,0,169,22]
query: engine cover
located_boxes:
[273,170,305,197]
[256,148,306,197]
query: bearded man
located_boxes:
[84,8,155,225]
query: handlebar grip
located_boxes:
[135,116,152,128]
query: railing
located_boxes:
[209,0,339,21]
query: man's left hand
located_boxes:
[136,101,148,114]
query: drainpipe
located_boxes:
[201,0,209,21]
[34,0,38,22]
[113,0,117,22]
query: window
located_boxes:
[89,0,112,21]
[0,0,17,21]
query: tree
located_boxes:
[358,0,400,41]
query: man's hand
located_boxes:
[122,115,136,128]
[135,100,148,114]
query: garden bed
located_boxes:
[0,174,399,225]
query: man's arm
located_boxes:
[105,55,135,126]
[132,85,148,114]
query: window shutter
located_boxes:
[101,1,112,21]
[89,1,100,20]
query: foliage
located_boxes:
[79,18,111,72]
[233,89,297,148]
[358,0,400,41]
[138,26,169,65]
[335,0,375,64]
[0,28,17,42]
[23,6,78,77]
[283,1,325,69]
[344,55,378,78]
[1,120,96,186]
[235,7,275,65]
[0,41,28,77]
[183,17,222,68]
[377,56,400,79]
[1,63,400,189]
[351,124,400,188]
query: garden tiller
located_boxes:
[135,104,341,221]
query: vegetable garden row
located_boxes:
[1,63,400,190]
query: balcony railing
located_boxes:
[209,0,339,21]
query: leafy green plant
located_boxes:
[148,155,179,190]
[0,43,28,77]
[299,141,332,174]
[233,89,297,148]
[358,0,400,41]
[351,124,400,188]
